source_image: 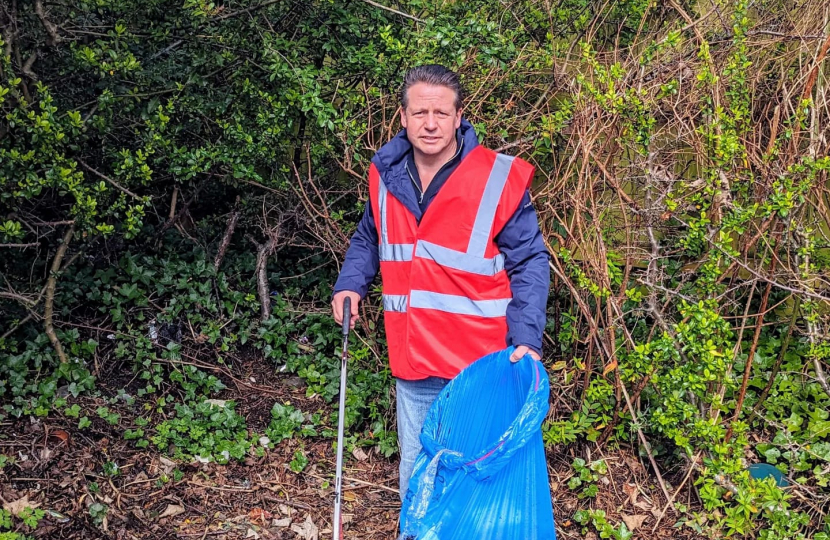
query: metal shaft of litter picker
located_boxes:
[333,296,351,540]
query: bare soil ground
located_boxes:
[0,356,705,540]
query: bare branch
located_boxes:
[44,225,75,363]
[76,158,143,200]
[34,0,61,45]
[0,291,37,306]
[214,196,240,271]
[0,242,39,248]
[358,0,424,23]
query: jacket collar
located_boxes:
[371,118,480,219]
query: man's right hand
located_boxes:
[332,291,360,330]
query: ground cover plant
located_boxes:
[2,0,830,538]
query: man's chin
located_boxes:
[414,143,447,156]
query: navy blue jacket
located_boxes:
[333,119,550,356]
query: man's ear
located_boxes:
[399,106,408,129]
[454,108,463,129]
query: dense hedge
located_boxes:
[2,1,830,538]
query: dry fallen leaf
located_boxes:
[623,453,644,475]
[635,500,654,512]
[622,482,639,505]
[246,528,260,539]
[158,504,185,519]
[204,399,228,408]
[50,429,71,445]
[249,508,274,523]
[158,456,176,474]
[290,514,318,540]
[351,447,369,461]
[621,514,647,531]
[272,517,291,527]
[3,495,40,516]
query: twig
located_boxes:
[651,452,702,532]
[0,243,39,248]
[213,196,240,271]
[27,219,76,227]
[162,352,283,396]
[618,375,674,505]
[0,291,37,306]
[169,186,179,221]
[149,39,185,60]
[44,225,75,363]
[494,136,535,153]
[813,351,830,396]
[342,475,399,494]
[186,480,255,492]
[156,183,205,241]
[76,158,142,200]
[0,313,36,341]
[216,0,281,20]
[790,32,830,155]
[748,30,825,40]
[247,234,278,322]
[712,282,757,423]
[749,296,801,423]
[546,252,674,505]
[246,179,281,195]
[726,277,773,442]
[674,217,830,303]
[358,0,424,23]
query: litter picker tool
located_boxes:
[333,296,351,540]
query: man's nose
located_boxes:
[424,113,438,130]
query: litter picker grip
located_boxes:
[342,296,352,336]
[333,296,352,539]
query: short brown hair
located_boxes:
[400,65,464,110]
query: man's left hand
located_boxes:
[510,345,541,363]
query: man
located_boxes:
[331,65,549,498]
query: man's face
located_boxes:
[400,83,462,158]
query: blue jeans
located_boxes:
[396,376,449,500]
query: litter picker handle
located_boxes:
[342,296,352,336]
[334,296,351,540]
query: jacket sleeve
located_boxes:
[496,190,550,357]
[333,202,380,299]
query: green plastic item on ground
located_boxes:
[748,463,788,487]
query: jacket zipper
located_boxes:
[406,161,425,203]
[407,138,464,206]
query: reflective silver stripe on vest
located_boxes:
[383,294,408,313]
[380,243,414,262]
[409,290,510,318]
[467,153,515,258]
[415,240,505,276]
[378,177,390,245]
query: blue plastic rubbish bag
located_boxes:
[399,347,556,540]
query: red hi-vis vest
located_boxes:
[368,145,534,380]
